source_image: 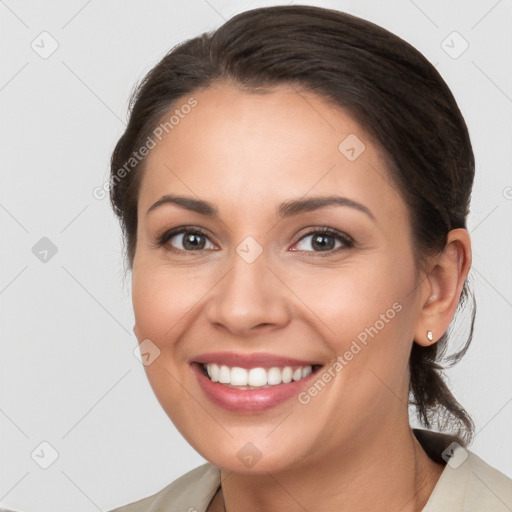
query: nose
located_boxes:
[205,249,290,336]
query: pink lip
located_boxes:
[191,360,322,413]
[192,351,321,369]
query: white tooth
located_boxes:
[230,367,248,386]
[301,366,312,378]
[248,367,267,387]
[207,363,219,382]
[213,364,315,387]
[267,367,282,385]
[218,365,231,384]
[282,366,293,384]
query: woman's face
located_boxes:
[132,83,426,473]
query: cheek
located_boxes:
[289,255,417,400]
[292,257,415,339]
[287,262,416,422]
[131,266,201,344]
[131,267,199,421]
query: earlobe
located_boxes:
[414,228,471,347]
[416,328,435,346]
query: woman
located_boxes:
[108,5,512,511]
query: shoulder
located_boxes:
[423,443,512,511]
[108,462,221,512]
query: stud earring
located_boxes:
[427,330,433,341]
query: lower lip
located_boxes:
[192,363,320,413]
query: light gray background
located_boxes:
[1,0,511,510]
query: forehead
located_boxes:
[138,83,405,222]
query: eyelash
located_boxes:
[155,225,354,257]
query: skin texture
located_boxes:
[131,84,471,512]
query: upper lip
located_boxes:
[192,352,322,369]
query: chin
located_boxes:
[183,427,310,475]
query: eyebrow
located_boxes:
[146,194,376,221]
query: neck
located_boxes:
[210,420,444,512]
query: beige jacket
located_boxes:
[110,429,512,511]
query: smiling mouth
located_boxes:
[198,362,323,390]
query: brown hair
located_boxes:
[110,5,475,444]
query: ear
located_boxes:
[414,228,471,346]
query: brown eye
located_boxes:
[158,228,215,252]
[292,228,353,254]
[175,232,208,250]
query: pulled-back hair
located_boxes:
[110,5,475,445]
